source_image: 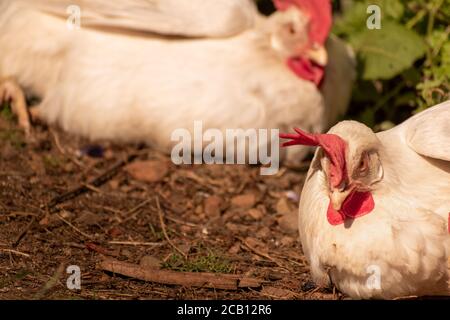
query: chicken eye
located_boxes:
[358,153,369,172]
[286,23,296,35]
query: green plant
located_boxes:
[1,102,14,121]
[162,249,233,273]
[334,0,449,127]
[0,128,26,149]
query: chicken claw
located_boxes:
[0,78,31,135]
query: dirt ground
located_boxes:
[0,111,342,300]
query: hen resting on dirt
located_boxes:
[281,100,450,299]
[0,0,355,161]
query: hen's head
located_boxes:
[280,122,384,225]
[271,0,332,85]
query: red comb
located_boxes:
[280,128,347,188]
[273,0,332,45]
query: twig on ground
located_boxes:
[236,236,287,270]
[120,198,152,223]
[155,196,187,259]
[85,242,118,257]
[5,211,39,218]
[56,213,93,239]
[12,216,37,247]
[49,128,84,168]
[0,249,31,258]
[108,241,164,247]
[99,258,263,290]
[306,286,322,297]
[49,128,66,155]
[83,183,103,194]
[165,215,198,227]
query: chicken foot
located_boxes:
[0,78,32,135]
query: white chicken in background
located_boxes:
[0,0,355,161]
[281,100,450,299]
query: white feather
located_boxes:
[19,0,257,37]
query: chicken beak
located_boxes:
[330,188,352,211]
[306,45,328,66]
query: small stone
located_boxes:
[277,214,298,233]
[39,215,50,226]
[64,162,75,173]
[204,195,222,218]
[195,205,203,215]
[59,211,72,219]
[256,226,271,239]
[231,193,256,209]
[125,160,169,183]
[108,227,123,238]
[108,179,120,190]
[276,198,292,215]
[104,149,114,160]
[276,198,298,233]
[225,222,248,234]
[245,237,267,251]
[247,208,263,220]
[228,242,241,254]
[280,236,295,247]
[180,225,191,234]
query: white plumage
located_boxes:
[0,0,355,161]
[287,100,450,299]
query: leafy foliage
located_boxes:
[334,0,449,127]
[346,20,426,80]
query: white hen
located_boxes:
[0,0,355,161]
[281,100,450,299]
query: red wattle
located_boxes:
[287,58,325,86]
[327,191,375,226]
[448,213,450,233]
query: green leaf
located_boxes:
[440,41,450,66]
[380,0,405,20]
[350,21,426,80]
[333,2,368,36]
